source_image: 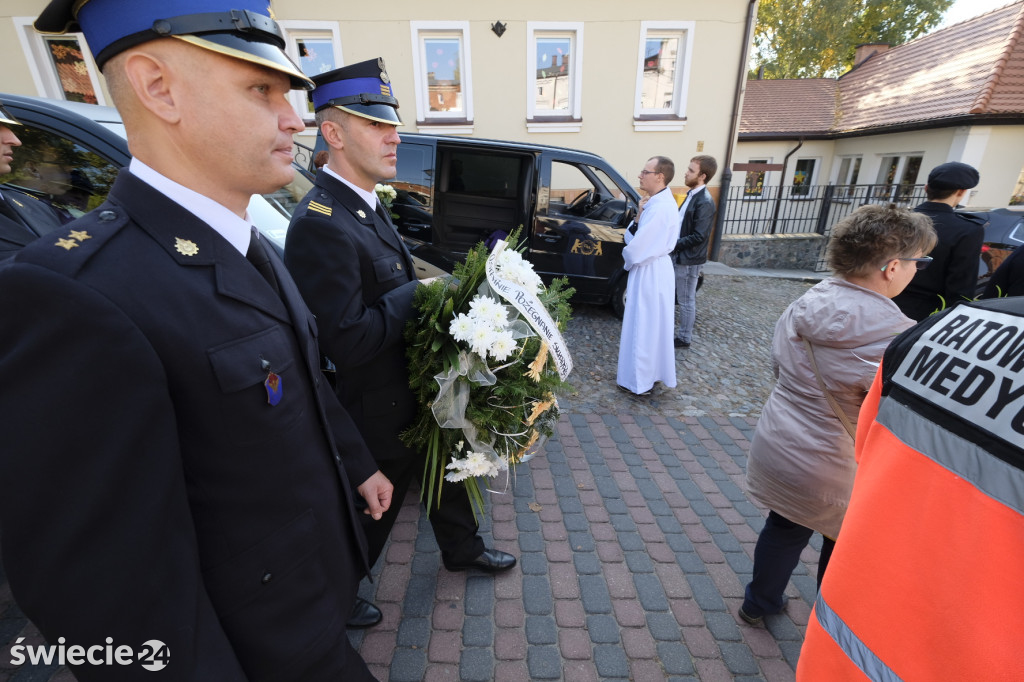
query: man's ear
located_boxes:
[320,119,345,151]
[121,50,181,124]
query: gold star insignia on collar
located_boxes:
[55,238,78,250]
[175,237,199,256]
[69,230,91,241]
[356,209,366,219]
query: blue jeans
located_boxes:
[741,511,835,617]
[674,263,701,342]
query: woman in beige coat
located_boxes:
[740,205,936,625]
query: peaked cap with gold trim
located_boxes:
[311,57,402,125]
[34,0,313,90]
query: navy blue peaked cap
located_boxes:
[311,58,402,125]
[35,0,313,89]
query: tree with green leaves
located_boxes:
[751,0,954,79]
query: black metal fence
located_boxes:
[719,183,928,270]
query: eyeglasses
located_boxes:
[899,256,933,271]
[881,256,933,272]
[639,170,660,176]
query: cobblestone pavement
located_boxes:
[1,272,827,682]
[565,274,815,418]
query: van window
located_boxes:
[394,141,434,207]
[445,150,519,199]
[1,122,118,221]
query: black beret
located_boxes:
[927,162,980,191]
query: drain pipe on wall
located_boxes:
[709,0,760,262]
[769,137,804,234]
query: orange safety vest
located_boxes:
[798,300,1024,681]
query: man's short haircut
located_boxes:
[691,155,718,184]
[925,185,958,201]
[314,106,346,131]
[650,156,675,185]
[827,203,937,278]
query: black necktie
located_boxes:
[246,229,281,297]
[375,202,393,228]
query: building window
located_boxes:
[633,21,694,131]
[15,18,105,105]
[744,159,769,198]
[279,22,343,123]
[835,156,862,197]
[874,154,923,201]
[526,23,584,133]
[792,158,817,196]
[411,21,474,133]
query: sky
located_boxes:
[939,0,1016,27]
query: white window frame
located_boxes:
[742,158,773,199]
[279,21,344,125]
[791,157,820,197]
[633,21,694,132]
[410,21,474,135]
[15,17,107,106]
[833,155,862,185]
[525,22,584,133]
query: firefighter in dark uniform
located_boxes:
[0,101,64,257]
[893,161,985,321]
[285,58,516,629]
[0,2,392,680]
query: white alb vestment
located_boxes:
[616,188,678,393]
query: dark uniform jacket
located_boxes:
[0,186,64,257]
[893,201,985,321]
[674,186,715,265]
[286,171,481,565]
[0,172,377,682]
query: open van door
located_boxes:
[531,156,637,307]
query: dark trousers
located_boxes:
[742,510,835,617]
[361,454,484,568]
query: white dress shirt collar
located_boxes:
[677,183,706,215]
[322,165,379,212]
[129,158,253,256]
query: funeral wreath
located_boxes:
[402,231,574,518]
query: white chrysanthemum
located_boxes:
[444,460,473,482]
[469,325,497,357]
[495,248,522,270]
[449,313,474,342]
[468,295,502,324]
[488,329,517,361]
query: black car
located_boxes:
[955,207,1024,295]
[0,92,313,253]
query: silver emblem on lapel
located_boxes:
[357,209,366,219]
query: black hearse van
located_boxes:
[315,133,640,316]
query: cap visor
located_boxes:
[335,102,403,126]
[0,104,20,126]
[176,34,314,90]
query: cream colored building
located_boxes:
[0,0,757,194]
[737,2,1024,210]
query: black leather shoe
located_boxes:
[347,597,383,629]
[444,548,517,573]
[738,596,788,626]
[674,337,691,348]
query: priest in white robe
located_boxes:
[617,156,679,395]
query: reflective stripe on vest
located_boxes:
[811,592,903,682]
[877,397,1024,514]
